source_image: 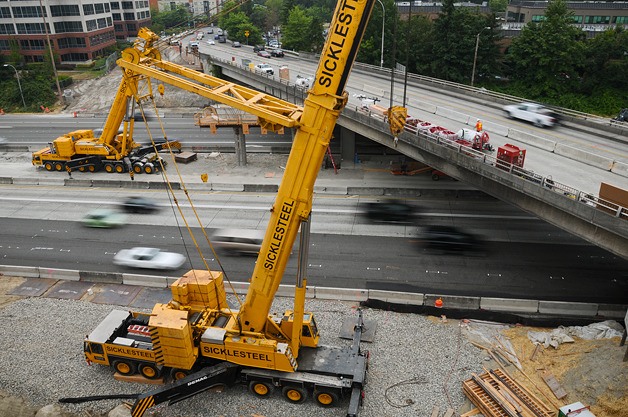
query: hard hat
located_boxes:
[477,119,481,122]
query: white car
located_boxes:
[113,247,186,270]
[254,63,274,75]
[207,39,215,45]
[503,102,561,128]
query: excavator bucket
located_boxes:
[387,106,408,137]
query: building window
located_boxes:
[16,22,48,34]
[0,23,14,34]
[95,3,105,14]
[86,19,97,31]
[111,2,120,10]
[112,13,120,21]
[58,37,87,49]
[0,39,10,50]
[114,23,123,31]
[0,6,10,18]
[50,4,80,17]
[90,30,115,46]
[54,21,84,33]
[12,6,45,18]
[61,52,89,62]
[204,1,209,13]
[571,15,583,24]
[83,4,94,15]
[97,18,107,29]
[613,16,628,24]
[126,23,137,32]
[584,16,610,25]
[124,12,134,20]
[170,2,176,11]
[105,3,110,12]
[20,39,45,50]
[531,15,546,22]
[122,1,133,10]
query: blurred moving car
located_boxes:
[232,41,241,47]
[82,209,126,228]
[207,39,215,45]
[257,50,271,58]
[113,247,186,270]
[120,196,159,213]
[416,225,485,254]
[211,228,265,256]
[253,45,265,52]
[360,199,419,223]
[502,102,561,128]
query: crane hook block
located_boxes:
[387,106,408,137]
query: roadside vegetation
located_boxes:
[1,0,625,116]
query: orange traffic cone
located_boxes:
[435,298,443,308]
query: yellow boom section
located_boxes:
[238,0,376,333]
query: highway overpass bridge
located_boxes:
[197,53,628,259]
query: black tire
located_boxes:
[170,368,190,381]
[112,359,136,376]
[44,162,54,171]
[104,163,114,173]
[249,380,274,398]
[431,173,440,181]
[144,162,154,174]
[314,389,339,407]
[138,363,161,379]
[114,163,125,173]
[133,163,143,174]
[54,162,64,171]
[282,386,308,403]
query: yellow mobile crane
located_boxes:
[73,1,407,415]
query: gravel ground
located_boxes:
[0,293,485,417]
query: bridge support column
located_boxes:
[234,126,247,166]
[339,126,356,165]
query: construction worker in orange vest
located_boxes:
[475,119,483,132]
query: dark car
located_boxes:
[416,225,485,254]
[361,199,419,223]
[269,48,284,57]
[253,45,265,52]
[120,196,160,214]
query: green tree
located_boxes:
[504,0,584,98]
[400,15,435,75]
[222,11,263,44]
[150,5,192,33]
[282,6,313,51]
[357,0,397,67]
[430,0,498,84]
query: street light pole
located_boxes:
[471,26,491,87]
[4,64,26,109]
[376,0,385,68]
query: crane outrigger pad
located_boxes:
[339,317,377,343]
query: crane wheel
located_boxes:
[78,166,86,172]
[44,162,54,171]
[112,359,136,376]
[314,390,339,407]
[431,173,440,181]
[282,386,307,404]
[54,162,64,171]
[133,163,143,174]
[115,163,125,173]
[88,165,96,172]
[143,163,154,174]
[139,363,161,379]
[104,163,114,173]
[248,380,274,398]
[170,368,190,381]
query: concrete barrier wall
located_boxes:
[65,179,93,187]
[122,273,169,288]
[38,268,80,281]
[313,185,348,195]
[368,289,424,305]
[480,297,539,313]
[211,183,245,192]
[538,300,599,317]
[0,265,40,278]
[611,160,628,177]
[507,129,557,152]
[485,123,509,137]
[554,143,614,171]
[37,178,66,186]
[315,286,368,301]
[2,265,625,320]
[12,178,39,186]
[0,177,12,184]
